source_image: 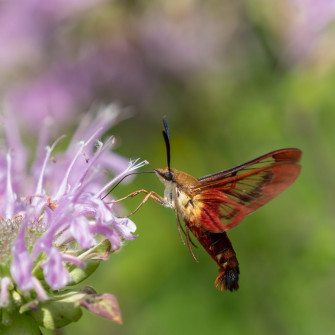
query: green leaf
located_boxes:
[23,286,122,328]
[25,288,92,329]
[0,312,41,335]
[30,298,83,329]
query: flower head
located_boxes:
[0,104,147,330]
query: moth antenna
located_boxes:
[162,118,171,175]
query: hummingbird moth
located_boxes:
[114,119,302,291]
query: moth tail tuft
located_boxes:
[215,267,240,292]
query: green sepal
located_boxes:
[32,252,47,280]
[67,239,112,286]
[80,292,122,324]
[78,239,112,261]
[67,259,100,286]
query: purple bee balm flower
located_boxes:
[0,104,146,330]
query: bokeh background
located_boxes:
[2,0,334,334]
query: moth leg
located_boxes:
[110,189,155,203]
[185,225,199,263]
[174,210,186,246]
[111,189,166,218]
[174,212,198,248]
[187,232,198,249]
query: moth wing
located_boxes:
[192,149,302,232]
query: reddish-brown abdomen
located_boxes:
[189,225,240,291]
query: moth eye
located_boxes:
[164,171,174,181]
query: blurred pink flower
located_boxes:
[3,3,229,130]
[7,44,151,129]
[137,10,224,77]
[284,0,335,64]
[0,0,106,71]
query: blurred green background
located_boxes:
[3,0,334,334]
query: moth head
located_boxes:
[155,168,175,184]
